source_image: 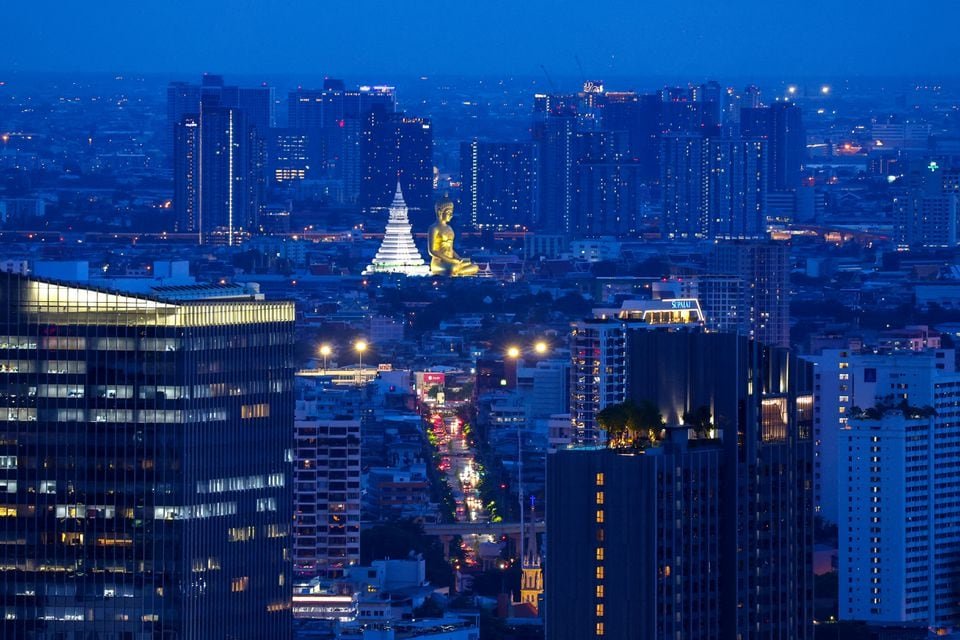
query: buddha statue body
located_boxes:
[428,196,478,277]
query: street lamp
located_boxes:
[354,340,368,385]
[319,344,331,374]
[503,341,549,571]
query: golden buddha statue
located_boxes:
[428,195,478,277]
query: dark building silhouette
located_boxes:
[741,102,805,193]
[533,114,577,233]
[709,239,790,348]
[0,274,295,639]
[548,331,814,640]
[660,135,767,239]
[572,130,643,236]
[533,97,647,236]
[894,158,959,248]
[287,83,396,205]
[171,76,268,243]
[601,92,661,182]
[360,109,434,228]
[459,141,538,229]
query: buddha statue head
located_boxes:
[435,193,455,223]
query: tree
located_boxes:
[682,405,712,438]
[634,399,664,444]
[597,400,663,449]
[596,403,631,445]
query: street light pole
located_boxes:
[320,344,331,375]
[355,340,368,385]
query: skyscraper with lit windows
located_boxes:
[360,110,434,228]
[460,141,538,229]
[0,273,294,639]
[550,331,814,640]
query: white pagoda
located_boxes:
[363,183,430,276]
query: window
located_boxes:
[595,473,604,487]
[241,404,270,419]
[231,576,249,592]
[595,510,604,524]
[596,622,604,636]
[596,547,604,561]
[595,566,604,580]
[595,491,604,505]
[596,585,604,598]
[596,604,604,617]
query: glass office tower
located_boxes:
[0,274,295,639]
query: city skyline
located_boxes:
[2,5,960,638]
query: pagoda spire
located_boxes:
[362,184,430,276]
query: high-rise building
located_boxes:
[572,130,643,236]
[0,273,294,639]
[894,159,960,248]
[360,110,434,229]
[172,77,266,243]
[173,115,201,232]
[533,114,576,233]
[168,75,274,148]
[741,102,805,193]
[265,128,321,185]
[293,377,362,580]
[288,83,396,132]
[673,274,744,335]
[807,348,954,524]
[569,299,706,445]
[709,239,790,347]
[166,81,202,156]
[839,407,960,629]
[550,331,815,640]
[548,430,724,639]
[459,141,538,229]
[660,135,767,239]
[601,92,661,181]
[288,83,396,204]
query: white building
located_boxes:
[294,378,362,579]
[808,348,953,523]
[839,403,960,628]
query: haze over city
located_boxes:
[1,3,959,640]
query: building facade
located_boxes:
[552,331,814,640]
[547,432,724,639]
[459,141,538,230]
[839,409,960,629]
[293,400,361,579]
[709,239,790,348]
[0,274,295,639]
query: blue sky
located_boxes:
[3,0,958,78]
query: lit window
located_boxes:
[231,576,249,592]
[595,491,604,505]
[595,473,604,487]
[596,547,604,561]
[596,622,604,636]
[595,510,604,524]
[241,404,270,419]
[596,585,604,598]
[596,566,604,580]
[596,603,604,617]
